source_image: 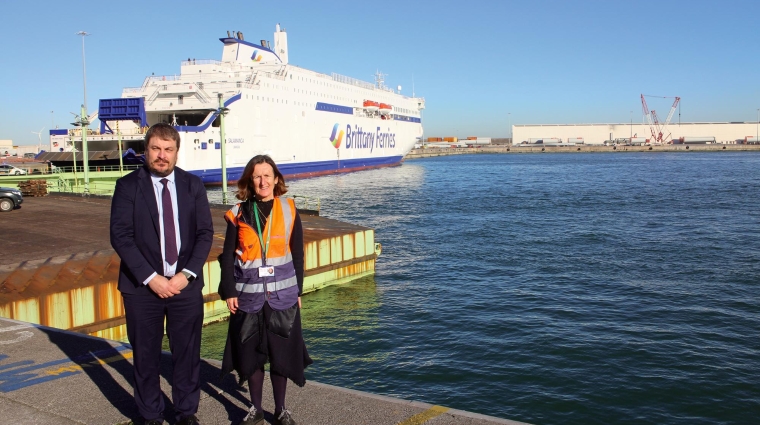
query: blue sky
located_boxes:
[1,0,758,145]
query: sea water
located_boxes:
[206,152,760,424]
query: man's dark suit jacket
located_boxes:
[110,165,214,294]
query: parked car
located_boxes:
[0,187,23,212]
[0,164,27,175]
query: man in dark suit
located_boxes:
[110,123,213,425]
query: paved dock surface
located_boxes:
[0,193,366,266]
[0,317,528,425]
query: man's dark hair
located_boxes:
[144,123,181,149]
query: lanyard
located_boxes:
[252,200,273,263]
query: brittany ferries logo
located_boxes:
[329,124,344,148]
[251,50,263,62]
[330,123,396,152]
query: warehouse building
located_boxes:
[513,122,760,145]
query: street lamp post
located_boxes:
[508,112,511,145]
[76,31,89,113]
[630,111,633,139]
[218,94,230,204]
[76,31,91,193]
[116,121,124,177]
[756,109,759,143]
[79,104,90,193]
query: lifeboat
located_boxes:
[363,100,379,112]
[379,103,392,115]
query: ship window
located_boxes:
[178,95,184,105]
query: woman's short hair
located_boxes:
[236,154,288,200]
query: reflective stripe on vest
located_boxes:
[234,276,298,293]
[224,197,298,293]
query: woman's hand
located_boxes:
[226,297,239,314]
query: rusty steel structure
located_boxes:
[0,194,380,341]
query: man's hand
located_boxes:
[298,296,302,309]
[226,297,239,314]
[168,273,190,293]
[148,275,181,298]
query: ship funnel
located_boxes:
[227,30,231,37]
[236,31,242,39]
[274,24,289,64]
[261,39,266,47]
[239,31,244,40]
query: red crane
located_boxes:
[641,94,680,144]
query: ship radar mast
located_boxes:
[374,70,388,90]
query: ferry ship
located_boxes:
[49,24,425,183]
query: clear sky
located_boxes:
[1,0,758,145]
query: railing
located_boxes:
[206,192,320,212]
[332,73,375,90]
[123,87,143,93]
[145,75,180,84]
[48,164,142,175]
[181,59,221,66]
[291,195,321,213]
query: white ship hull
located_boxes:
[62,25,425,184]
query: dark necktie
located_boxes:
[160,178,178,265]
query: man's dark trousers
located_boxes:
[123,286,203,420]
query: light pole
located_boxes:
[630,110,633,139]
[218,94,230,204]
[756,109,758,143]
[76,31,91,193]
[508,112,511,144]
[76,31,89,113]
[116,121,124,177]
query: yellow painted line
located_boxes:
[397,405,450,425]
[45,350,133,376]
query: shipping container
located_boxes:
[678,137,716,144]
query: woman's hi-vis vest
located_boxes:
[224,197,298,307]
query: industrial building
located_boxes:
[513,122,760,145]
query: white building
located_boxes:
[0,139,12,153]
[513,122,760,145]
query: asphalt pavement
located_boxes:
[0,317,529,425]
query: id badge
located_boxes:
[259,266,275,277]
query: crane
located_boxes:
[641,94,680,144]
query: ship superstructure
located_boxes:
[55,24,425,183]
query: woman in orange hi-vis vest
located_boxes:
[219,155,312,425]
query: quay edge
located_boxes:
[0,194,379,341]
[403,143,760,159]
[0,316,531,425]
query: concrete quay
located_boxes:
[0,193,379,341]
[0,317,529,425]
[404,143,760,159]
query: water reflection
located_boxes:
[299,275,388,383]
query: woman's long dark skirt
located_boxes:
[221,302,313,386]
